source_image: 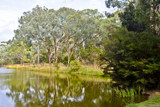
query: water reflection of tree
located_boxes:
[2,71,126,107]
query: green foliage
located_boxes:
[57,55,63,63]
[0,6,104,66]
[101,0,160,89]
[100,10,122,38]
[80,46,101,64]
[105,0,129,9]
[70,60,81,72]
[101,28,160,89]
[113,87,140,98]
[76,66,104,75]
[104,0,130,17]
[62,54,75,66]
[119,3,147,32]
[53,62,59,70]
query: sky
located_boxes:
[0,0,110,42]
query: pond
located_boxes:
[0,68,148,107]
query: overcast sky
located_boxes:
[0,0,110,42]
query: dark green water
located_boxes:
[0,68,148,107]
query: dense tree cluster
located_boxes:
[101,0,160,89]
[0,6,112,67]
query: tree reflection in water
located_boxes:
[0,70,148,107]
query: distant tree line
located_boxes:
[0,6,120,67]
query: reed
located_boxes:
[112,87,141,98]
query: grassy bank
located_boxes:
[5,64,104,76]
[127,96,160,107]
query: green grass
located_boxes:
[73,66,104,76]
[127,96,160,107]
[6,64,104,76]
[54,66,104,76]
[6,66,52,72]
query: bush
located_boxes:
[100,28,160,89]
[70,60,81,72]
[62,54,75,66]
[53,62,59,70]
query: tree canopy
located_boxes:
[101,0,160,89]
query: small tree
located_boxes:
[70,60,81,72]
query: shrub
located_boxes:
[100,28,160,89]
[62,54,75,66]
[70,60,81,72]
[53,62,59,70]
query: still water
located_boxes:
[0,68,148,107]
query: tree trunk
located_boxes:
[48,48,51,65]
[54,38,57,63]
[21,50,24,66]
[67,53,71,68]
[154,12,158,35]
[66,36,75,68]
[21,58,23,65]
[37,45,40,64]
[56,51,59,63]
[153,2,159,36]
[67,49,72,68]
[73,48,78,60]
[22,60,24,66]
[21,56,24,66]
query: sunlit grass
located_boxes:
[5,63,104,76]
[127,96,160,107]
[74,66,104,76]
